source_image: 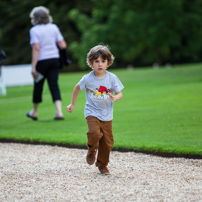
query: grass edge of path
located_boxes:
[1,138,202,160]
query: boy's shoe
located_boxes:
[86,150,96,165]
[98,166,110,175]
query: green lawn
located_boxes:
[0,64,202,156]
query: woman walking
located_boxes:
[26,6,66,120]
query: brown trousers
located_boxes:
[86,116,114,167]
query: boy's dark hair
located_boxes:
[87,45,115,68]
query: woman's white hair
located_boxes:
[30,6,53,25]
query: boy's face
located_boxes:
[92,56,108,76]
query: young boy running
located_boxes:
[67,45,124,175]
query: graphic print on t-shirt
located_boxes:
[90,85,111,100]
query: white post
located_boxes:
[0,67,7,96]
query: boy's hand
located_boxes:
[67,104,74,113]
[108,91,123,102]
[108,92,116,102]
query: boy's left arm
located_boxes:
[108,91,123,102]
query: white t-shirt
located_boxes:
[79,70,124,121]
[29,23,64,61]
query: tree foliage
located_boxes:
[0,0,92,70]
[0,0,202,70]
[68,0,202,69]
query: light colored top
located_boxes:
[29,23,64,61]
[79,70,124,121]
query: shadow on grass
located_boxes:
[36,120,63,123]
[25,119,65,123]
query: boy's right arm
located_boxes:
[66,84,80,113]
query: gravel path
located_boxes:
[0,143,202,202]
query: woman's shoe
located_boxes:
[26,112,38,121]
